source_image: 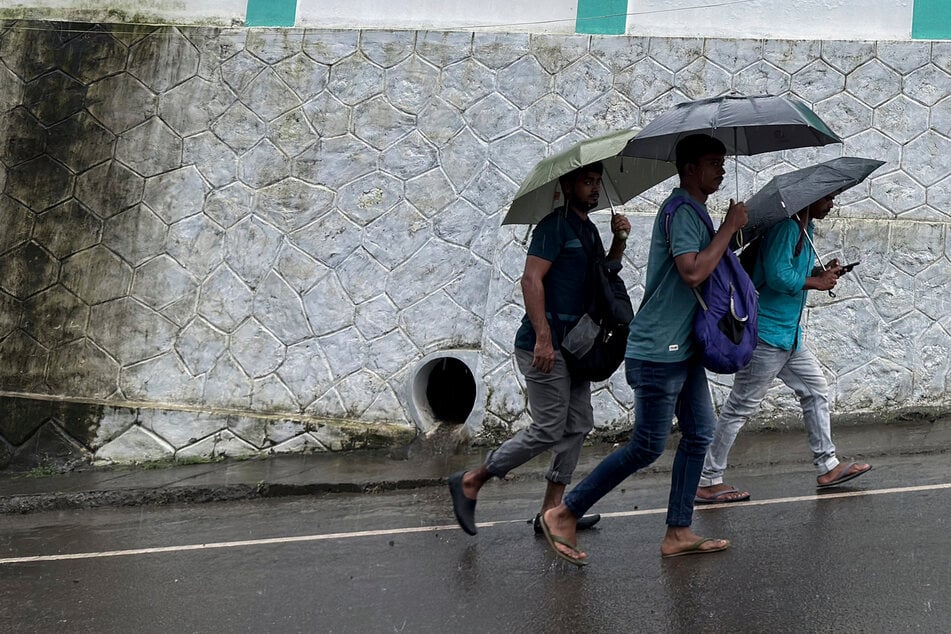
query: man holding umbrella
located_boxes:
[448,160,632,537]
[696,166,876,504]
[540,134,745,564]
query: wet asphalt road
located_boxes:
[1,452,950,633]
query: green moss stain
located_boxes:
[245,0,297,27]
[913,0,951,39]
[576,0,627,35]
[0,395,103,448]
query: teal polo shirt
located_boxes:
[626,188,710,362]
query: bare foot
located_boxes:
[542,506,587,562]
[661,526,730,558]
[695,483,750,503]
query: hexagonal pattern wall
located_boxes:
[0,20,950,466]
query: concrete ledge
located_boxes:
[1,415,948,515]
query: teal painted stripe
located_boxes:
[576,0,627,35]
[912,0,951,39]
[246,0,297,27]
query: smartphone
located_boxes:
[839,261,860,275]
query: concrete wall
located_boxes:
[0,21,950,467]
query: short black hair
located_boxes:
[675,134,726,175]
[560,161,604,190]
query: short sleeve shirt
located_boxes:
[514,208,598,351]
[626,188,710,362]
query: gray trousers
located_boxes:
[484,349,594,485]
[700,342,839,487]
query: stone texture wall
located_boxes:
[0,21,949,466]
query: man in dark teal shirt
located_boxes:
[449,161,631,537]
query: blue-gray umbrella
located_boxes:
[622,94,842,161]
[737,156,886,246]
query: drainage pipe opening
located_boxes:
[425,357,476,424]
[409,352,483,433]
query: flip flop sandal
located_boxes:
[816,462,872,489]
[662,537,730,558]
[532,513,601,534]
[539,513,587,567]
[694,487,751,504]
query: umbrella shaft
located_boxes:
[801,229,824,269]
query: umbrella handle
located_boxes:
[605,190,628,241]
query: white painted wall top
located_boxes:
[621,0,914,41]
[0,0,924,40]
[296,0,580,33]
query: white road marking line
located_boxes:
[2,481,949,565]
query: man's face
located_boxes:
[808,194,835,219]
[693,154,726,195]
[564,170,602,211]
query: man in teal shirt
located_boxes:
[541,134,746,564]
[696,193,873,504]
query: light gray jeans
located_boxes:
[699,342,839,487]
[484,349,594,485]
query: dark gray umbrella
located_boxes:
[737,156,886,246]
[622,94,842,161]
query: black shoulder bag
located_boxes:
[557,221,634,382]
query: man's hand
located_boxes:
[532,338,556,374]
[611,213,631,238]
[722,199,748,234]
[824,258,845,277]
[675,199,749,288]
[812,268,839,291]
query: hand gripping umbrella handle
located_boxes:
[607,190,628,241]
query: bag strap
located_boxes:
[661,195,715,310]
[544,209,601,345]
[661,195,715,249]
[563,210,611,314]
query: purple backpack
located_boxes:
[662,196,758,374]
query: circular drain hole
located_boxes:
[416,356,477,426]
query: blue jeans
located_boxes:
[564,357,716,527]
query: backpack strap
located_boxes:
[660,195,717,310]
[661,195,715,250]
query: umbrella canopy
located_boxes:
[502,128,678,226]
[622,94,842,161]
[737,156,885,246]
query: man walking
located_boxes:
[448,162,631,536]
[695,193,872,505]
[540,134,744,564]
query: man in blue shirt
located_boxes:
[448,162,631,537]
[696,194,872,504]
[540,134,746,564]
